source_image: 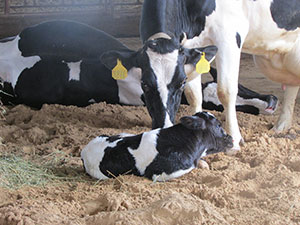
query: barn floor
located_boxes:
[0,39,300,225]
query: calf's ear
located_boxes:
[184,45,218,65]
[100,50,140,70]
[180,116,206,130]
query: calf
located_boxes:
[81,111,233,181]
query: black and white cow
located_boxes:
[81,111,233,181]
[0,20,215,114]
[103,0,300,152]
[201,68,278,115]
[0,20,278,119]
[0,20,140,108]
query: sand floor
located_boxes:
[0,39,299,225]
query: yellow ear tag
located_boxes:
[196,52,210,74]
[112,59,128,80]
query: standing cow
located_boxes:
[104,0,300,153]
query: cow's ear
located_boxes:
[184,45,218,65]
[180,116,206,130]
[100,50,140,70]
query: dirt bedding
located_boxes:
[0,54,300,225]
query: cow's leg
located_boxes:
[273,85,299,132]
[216,48,242,153]
[254,55,300,132]
[214,25,248,153]
[184,72,202,113]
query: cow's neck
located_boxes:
[140,0,189,43]
[140,0,216,43]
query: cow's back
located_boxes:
[241,0,300,55]
[19,20,129,60]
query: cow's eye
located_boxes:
[141,82,150,92]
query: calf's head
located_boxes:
[101,38,217,129]
[180,111,233,155]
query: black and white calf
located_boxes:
[81,111,233,181]
[0,20,278,118]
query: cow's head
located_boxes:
[180,111,233,155]
[101,38,217,129]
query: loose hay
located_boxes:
[0,155,56,189]
[0,154,90,190]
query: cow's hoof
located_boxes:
[198,159,209,169]
[225,146,240,156]
[271,123,290,133]
[225,137,243,156]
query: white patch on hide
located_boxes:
[203,82,271,114]
[152,167,194,182]
[88,99,96,103]
[81,136,120,180]
[200,148,208,158]
[0,36,41,88]
[128,129,159,175]
[117,67,144,105]
[146,48,178,127]
[67,61,81,81]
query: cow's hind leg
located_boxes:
[273,85,299,132]
[254,55,300,132]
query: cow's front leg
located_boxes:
[273,85,299,132]
[216,47,243,154]
[184,72,203,113]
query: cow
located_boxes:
[0,20,216,113]
[201,67,278,116]
[0,20,141,108]
[81,111,233,181]
[0,20,278,119]
[103,0,300,153]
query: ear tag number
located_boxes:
[112,59,128,80]
[196,52,210,74]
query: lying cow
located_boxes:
[0,20,278,117]
[201,68,278,115]
[103,0,299,152]
[81,111,233,181]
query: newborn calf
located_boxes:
[81,112,233,181]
